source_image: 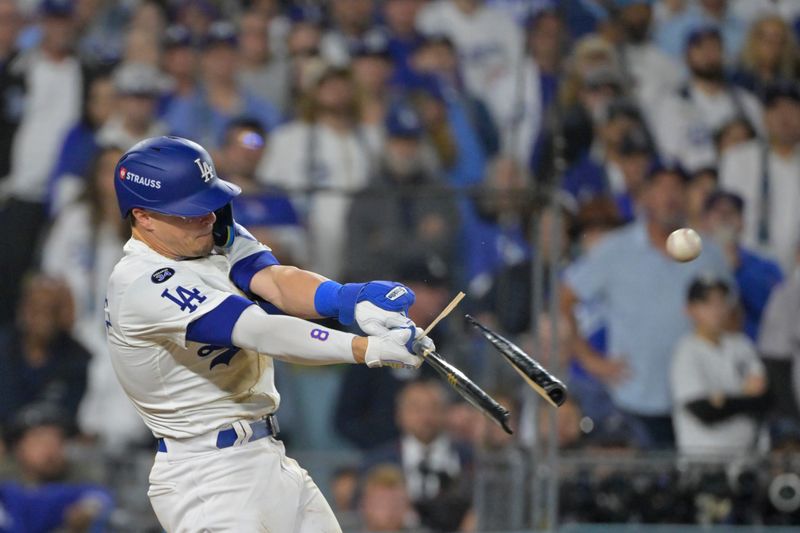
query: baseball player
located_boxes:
[104,136,434,532]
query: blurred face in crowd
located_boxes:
[331,469,358,512]
[332,0,374,32]
[223,127,266,179]
[385,136,423,179]
[412,41,458,77]
[754,18,789,71]
[239,11,270,64]
[765,98,800,148]
[618,3,652,44]
[125,29,161,65]
[705,197,743,245]
[119,94,157,131]
[528,12,564,71]
[580,81,622,125]
[384,0,422,36]
[288,22,321,59]
[203,43,238,83]
[316,74,355,116]
[130,1,166,35]
[643,171,687,230]
[405,281,449,328]
[481,157,527,216]
[15,425,67,483]
[600,114,637,151]
[688,288,731,335]
[87,77,116,128]
[132,209,217,259]
[0,0,20,55]
[717,118,755,154]
[397,381,446,444]
[352,55,392,94]
[41,14,75,57]
[163,44,197,81]
[687,170,717,224]
[687,34,724,82]
[360,476,410,531]
[18,278,67,342]
[619,150,650,196]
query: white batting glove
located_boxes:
[364,326,436,369]
[355,301,415,336]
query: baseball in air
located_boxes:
[666,228,702,262]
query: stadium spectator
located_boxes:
[350,38,395,151]
[561,164,730,448]
[416,0,524,110]
[285,16,324,107]
[217,118,307,265]
[363,379,473,531]
[0,0,23,181]
[159,25,198,114]
[382,0,427,78]
[320,0,383,66]
[47,68,115,216]
[359,464,418,532]
[652,25,762,172]
[686,167,718,230]
[260,65,370,278]
[714,115,757,157]
[330,466,360,531]
[335,258,447,450]
[0,0,83,326]
[731,0,800,27]
[732,15,799,99]
[164,20,282,149]
[122,0,167,67]
[98,62,168,149]
[654,0,747,63]
[237,9,290,113]
[719,81,800,272]
[703,190,783,340]
[344,101,458,282]
[671,276,768,456]
[0,275,89,433]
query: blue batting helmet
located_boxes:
[114,136,240,218]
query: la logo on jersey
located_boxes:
[194,158,215,183]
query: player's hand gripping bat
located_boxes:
[465,314,567,407]
[413,293,513,434]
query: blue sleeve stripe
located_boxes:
[186,295,254,346]
[230,250,280,293]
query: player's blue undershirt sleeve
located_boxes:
[186,295,254,346]
[229,250,280,293]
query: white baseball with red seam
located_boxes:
[666,228,702,262]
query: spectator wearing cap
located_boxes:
[561,164,730,448]
[217,117,307,266]
[671,276,768,456]
[320,0,386,66]
[654,0,747,63]
[350,37,395,151]
[96,62,168,149]
[719,82,800,272]
[335,258,447,450]
[609,0,684,130]
[416,0,524,109]
[158,25,198,115]
[408,36,500,161]
[0,274,90,434]
[0,0,24,181]
[237,9,291,114]
[703,190,783,340]
[260,66,370,279]
[344,101,458,282]
[122,0,167,67]
[561,98,653,214]
[732,15,800,100]
[0,0,83,327]
[651,24,762,172]
[47,69,115,217]
[163,20,282,150]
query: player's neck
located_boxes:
[132,228,181,260]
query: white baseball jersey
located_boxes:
[105,237,277,440]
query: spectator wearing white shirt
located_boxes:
[416,0,524,113]
[652,25,762,171]
[0,0,82,327]
[671,276,768,456]
[719,82,800,272]
[320,0,385,66]
[260,66,372,278]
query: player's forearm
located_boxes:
[232,306,366,364]
[249,265,327,318]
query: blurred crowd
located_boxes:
[2,0,800,530]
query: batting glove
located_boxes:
[364,325,436,369]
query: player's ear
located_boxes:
[131,208,152,229]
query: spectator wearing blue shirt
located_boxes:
[382,0,427,80]
[163,21,282,149]
[703,190,783,340]
[655,0,747,64]
[561,164,730,449]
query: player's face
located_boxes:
[146,211,217,258]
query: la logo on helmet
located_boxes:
[194,158,215,183]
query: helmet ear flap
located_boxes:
[213,203,235,247]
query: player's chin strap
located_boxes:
[213,203,235,247]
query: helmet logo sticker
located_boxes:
[194,158,215,183]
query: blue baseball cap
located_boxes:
[350,34,391,59]
[163,25,193,49]
[203,20,238,49]
[40,0,74,17]
[685,24,721,49]
[385,102,423,138]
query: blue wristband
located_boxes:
[314,280,344,317]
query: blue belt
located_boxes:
[157,415,279,453]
